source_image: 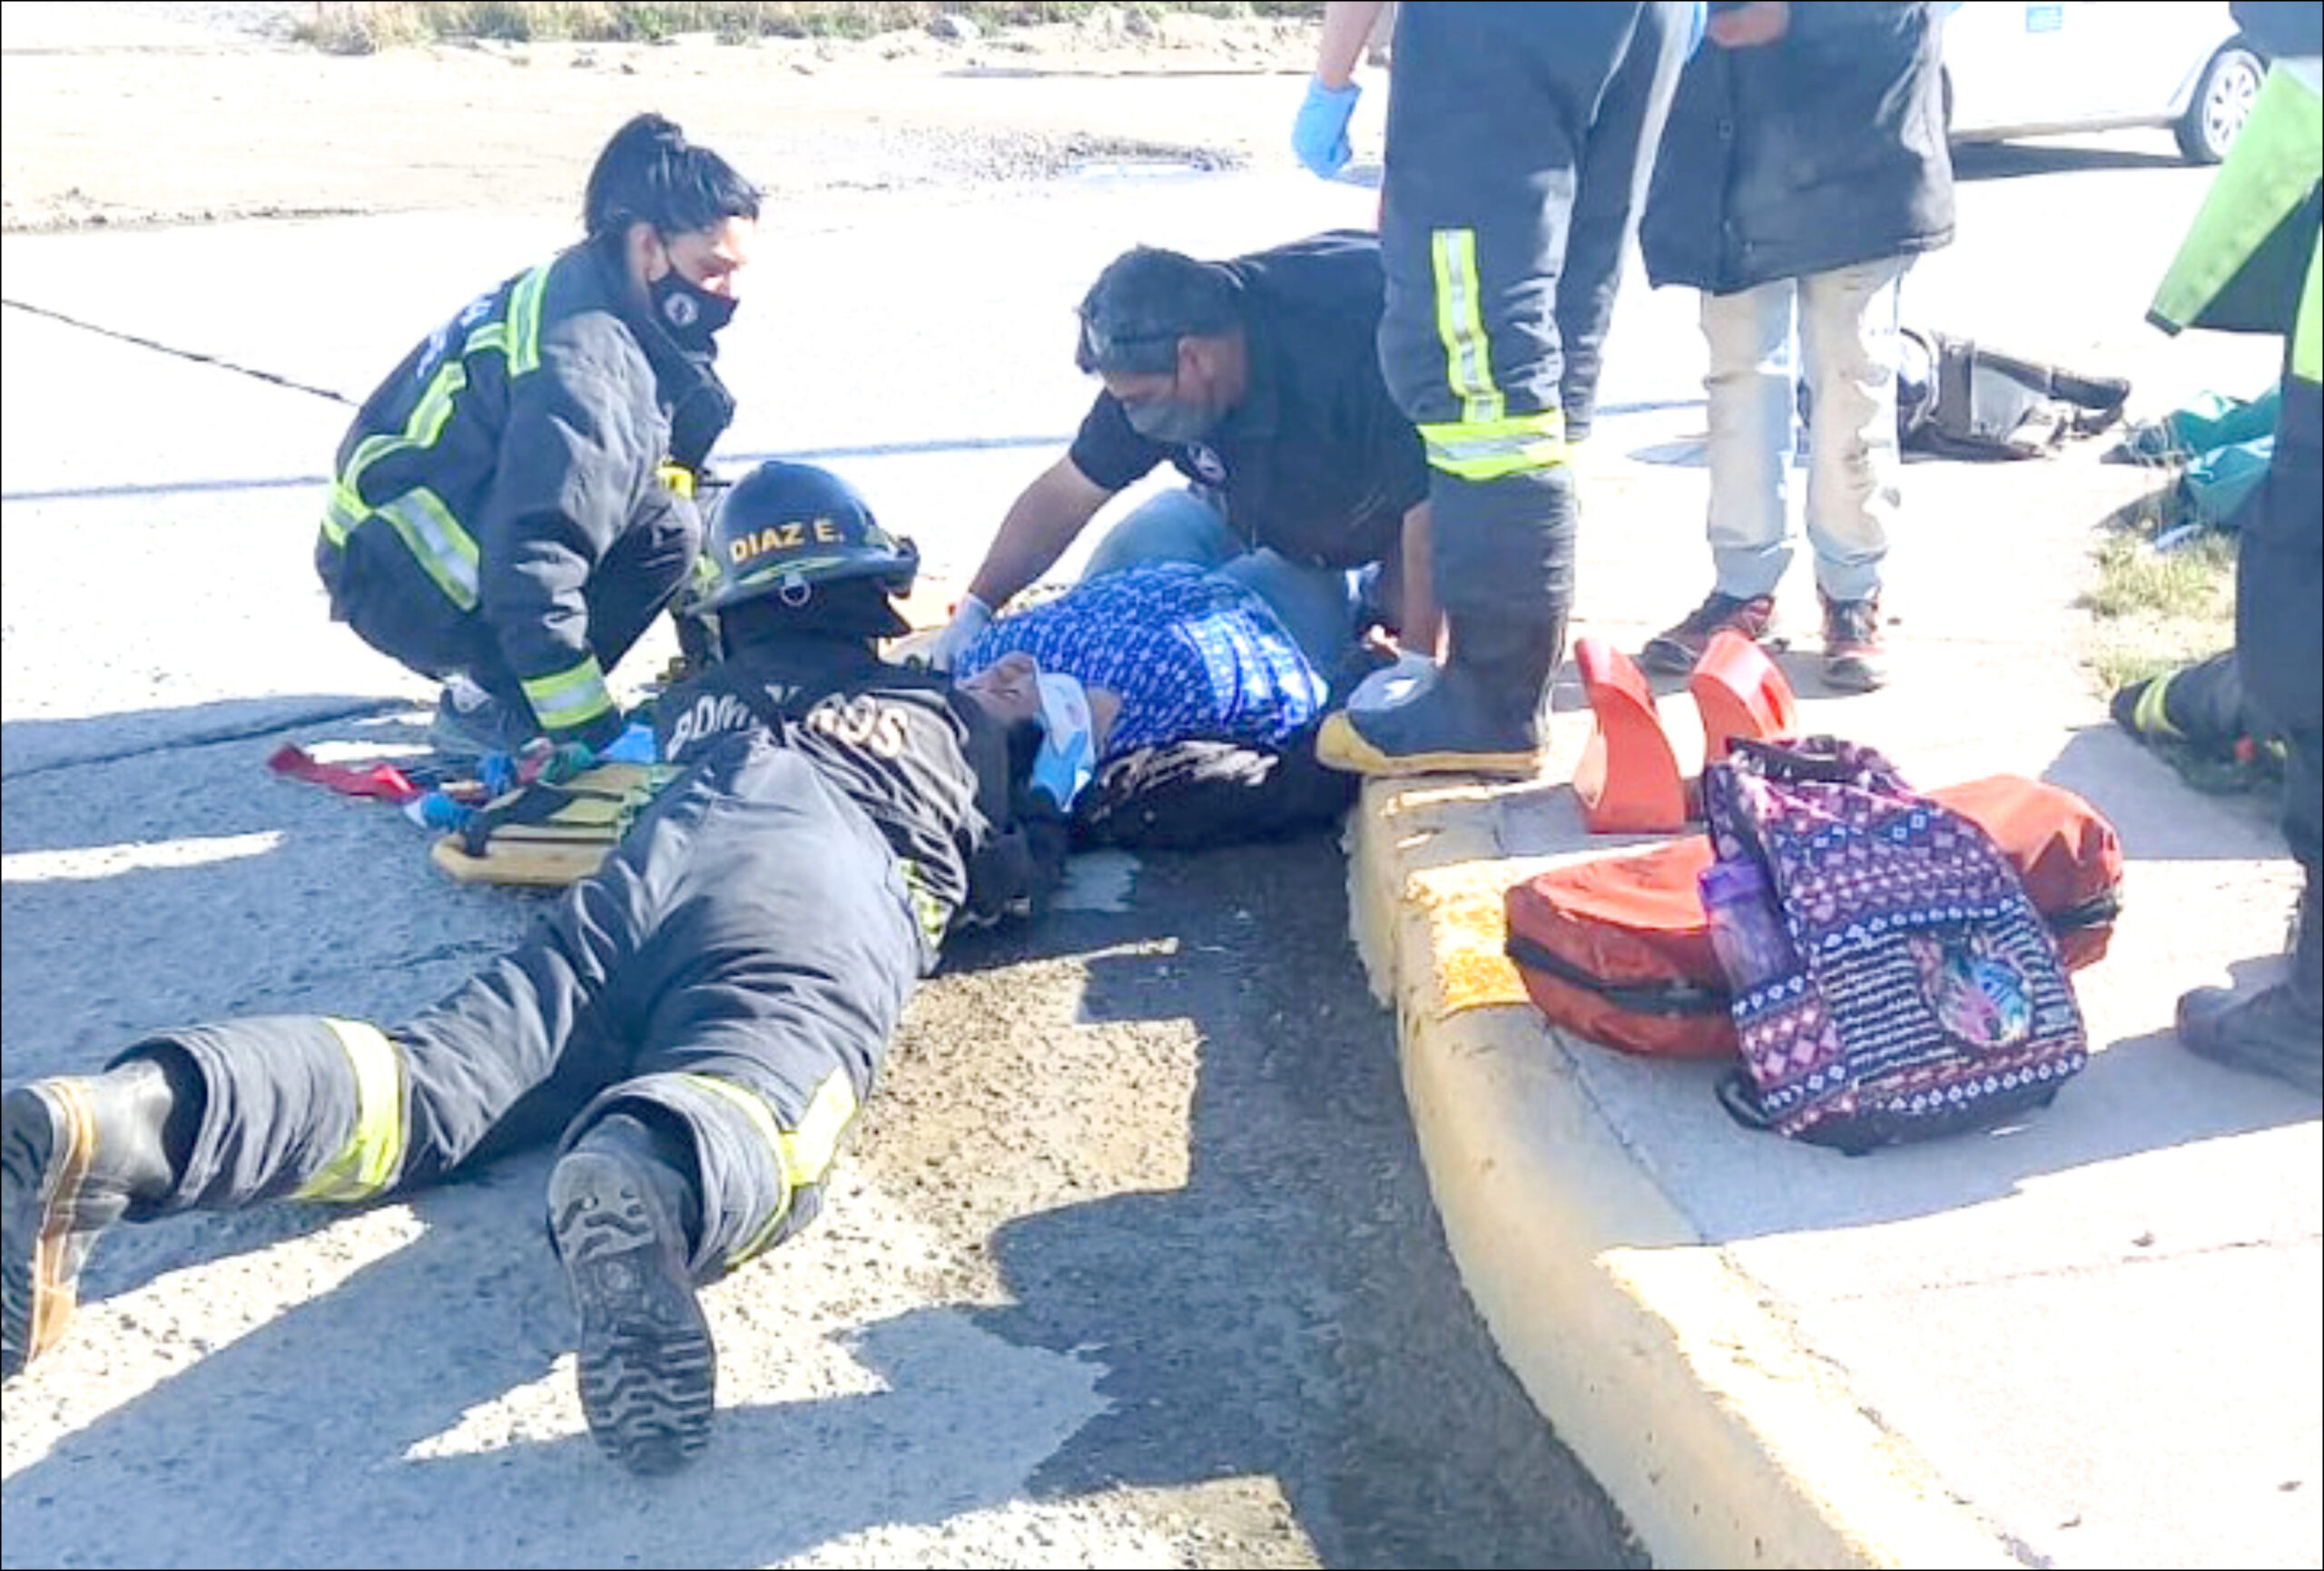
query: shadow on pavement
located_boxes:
[1952,139,2192,182]
[939,836,1643,1568]
[0,792,1639,1568]
[1,695,420,782]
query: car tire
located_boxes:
[2175,43,2263,165]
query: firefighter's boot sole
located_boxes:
[550,1146,716,1476]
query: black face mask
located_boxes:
[651,268,738,353]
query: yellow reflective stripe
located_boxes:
[344,358,468,496]
[521,654,615,731]
[378,486,482,610]
[507,263,550,378]
[2152,66,2324,334]
[293,1019,407,1203]
[1418,410,1570,480]
[1432,228,1504,427]
[681,1071,863,1266]
[781,1073,861,1192]
[331,349,481,607]
[2296,234,2320,386]
[325,264,553,601]
[319,490,363,549]
[656,462,697,501]
[2131,669,2186,741]
[899,859,950,949]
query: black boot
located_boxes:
[1316,608,1564,780]
[548,1110,715,1476]
[3,1056,187,1380]
[2177,878,2323,1096]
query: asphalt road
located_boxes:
[0,169,1641,1571]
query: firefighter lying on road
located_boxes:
[2,463,1088,1477]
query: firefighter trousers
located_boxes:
[2243,369,2323,879]
[1376,1,1689,629]
[112,731,926,1281]
[322,497,699,731]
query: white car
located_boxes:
[1942,1,2268,163]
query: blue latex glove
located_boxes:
[480,738,598,796]
[1291,77,1361,180]
[478,750,521,799]
[599,721,657,764]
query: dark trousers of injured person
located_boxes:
[114,727,924,1305]
[1344,2,1689,774]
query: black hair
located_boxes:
[1005,715,1044,787]
[583,113,761,245]
[1074,245,1240,377]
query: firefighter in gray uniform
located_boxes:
[1303,1,1696,778]
[2,463,1073,1476]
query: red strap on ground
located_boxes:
[266,743,425,803]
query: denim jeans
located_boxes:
[1700,255,1911,604]
[1081,486,1360,677]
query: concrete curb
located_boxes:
[1344,774,2020,1571]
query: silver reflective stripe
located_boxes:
[1423,431,1564,466]
[378,487,481,609]
[1432,229,1503,427]
[521,656,614,730]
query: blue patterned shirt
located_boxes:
[961,564,1328,758]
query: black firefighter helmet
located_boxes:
[694,461,919,642]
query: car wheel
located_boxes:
[2175,43,2263,165]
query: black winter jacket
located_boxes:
[1640,1,1954,296]
[318,242,734,746]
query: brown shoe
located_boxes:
[1820,592,1889,692]
[1640,591,1778,676]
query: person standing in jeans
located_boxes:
[1635,1,1954,693]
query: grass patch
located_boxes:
[2077,502,2278,795]
[2083,528,2235,623]
[2080,506,2236,707]
[297,2,1322,53]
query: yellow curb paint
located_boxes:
[1344,779,2016,1570]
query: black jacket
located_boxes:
[319,242,734,746]
[653,635,1069,953]
[1640,2,1954,295]
[1067,231,1428,570]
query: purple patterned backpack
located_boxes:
[1701,737,2090,1154]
